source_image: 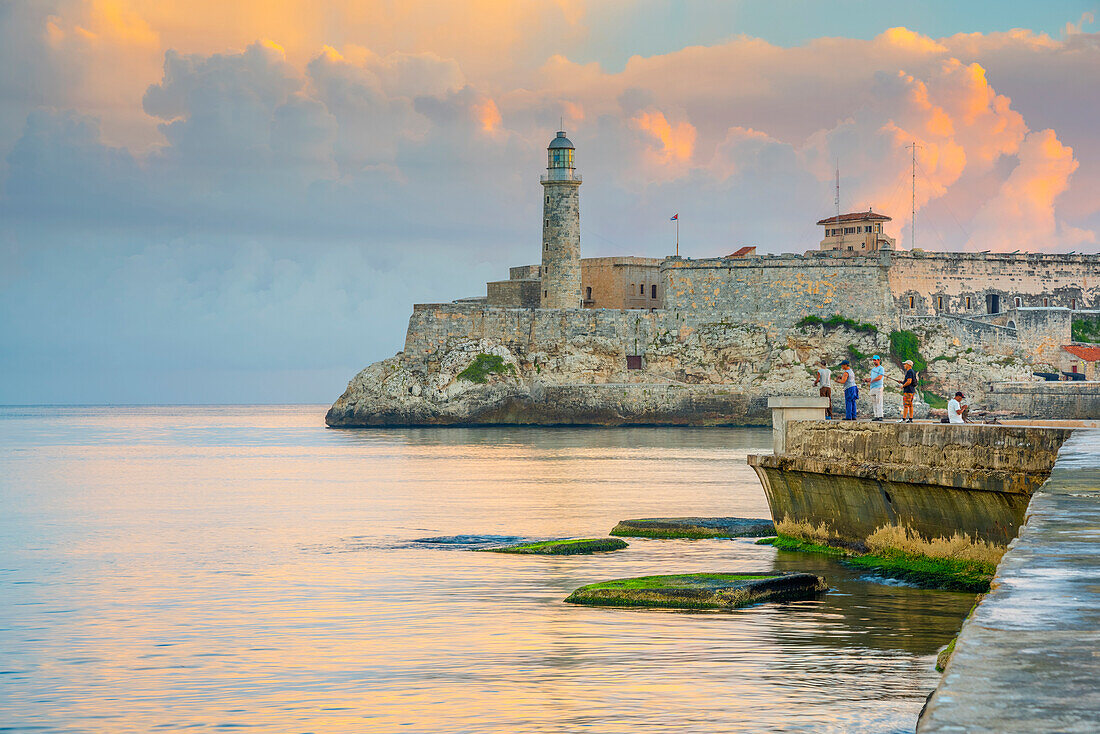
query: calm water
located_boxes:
[0,406,975,733]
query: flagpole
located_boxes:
[676,217,679,257]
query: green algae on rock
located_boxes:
[757,536,994,593]
[609,517,775,539]
[482,538,628,555]
[564,572,827,610]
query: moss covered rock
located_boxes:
[564,572,827,609]
[610,517,775,539]
[483,538,628,555]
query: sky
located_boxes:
[1,0,1099,404]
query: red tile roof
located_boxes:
[726,246,757,258]
[1064,344,1100,361]
[817,210,893,225]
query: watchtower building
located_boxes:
[540,131,582,308]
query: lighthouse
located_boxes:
[540,130,582,308]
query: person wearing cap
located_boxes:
[813,357,833,420]
[837,359,858,420]
[947,391,969,424]
[864,354,885,421]
[897,359,917,423]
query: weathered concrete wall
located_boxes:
[917,429,1100,733]
[748,421,1073,545]
[980,380,1100,419]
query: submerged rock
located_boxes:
[482,538,629,555]
[564,572,827,610]
[610,517,775,539]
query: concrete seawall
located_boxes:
[917,429,1100,732]
[748,421,1074,545]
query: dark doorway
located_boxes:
[986,293,1000,314]
[626,356,642,370]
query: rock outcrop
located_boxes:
[327,307,1056,427]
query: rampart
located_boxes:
[979,380,1100,418]
[660,250,1100,331]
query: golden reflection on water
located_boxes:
[0,407,974,732]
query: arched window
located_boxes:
[651,284,657,299]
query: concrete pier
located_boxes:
[917,429,1100,732]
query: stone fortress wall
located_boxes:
[661,250,1100,330]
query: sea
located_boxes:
[0,405,976,733]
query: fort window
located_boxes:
[965,296,971,309]
[1072,299,1077,309]
[585,286,592,301]
[909,296,915,309]
[847,246,853,251]
[1043,298,1049,307]
[651,284,657,299]
[626,355,642,370]
[545,195,550,203]
[937,296,943,311]
[640,283,645,295]
[544,219,549,227]
[1014,297,1022,307]
[544,290,547,298]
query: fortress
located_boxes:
[328,132,1100,426]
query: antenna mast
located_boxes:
[835,161,842,248]
[906,142,922,249]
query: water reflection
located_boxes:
[0,406,967,733]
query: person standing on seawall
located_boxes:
[865,355,885,422]
[838,359,858,421]
[897,359,917,423]
[814,357,833,420]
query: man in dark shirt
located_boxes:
[899,359,917,423]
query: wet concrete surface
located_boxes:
[918,429,1100,732]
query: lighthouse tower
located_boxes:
[540,131,582,308]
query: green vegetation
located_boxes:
[757,535,994,593]
[482,538,628,555]
[457,353,515,383]
[796,314,878,334]
[1072,316,1100,343]
[564,572,828,610]
[888,329,928,372]
[609,517,775,539]
[922,390,948,409]
[935,636,957,672]
[931,354,958,363]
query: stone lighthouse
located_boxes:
[540,130,582,308]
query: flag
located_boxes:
[670,214,678,220]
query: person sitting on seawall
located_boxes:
[947,391,970,424]
[894,359,917,423]
[864,355,885,422]
[837,359,858,421]
[814,357,833,420]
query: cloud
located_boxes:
[2,8,1099,402]
[966,129,1093,251]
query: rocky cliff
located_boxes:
[327,306,1056,427]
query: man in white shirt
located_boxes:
[947,391,969,424]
